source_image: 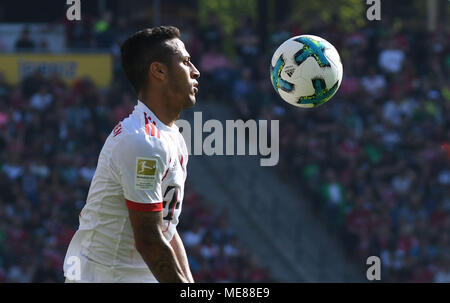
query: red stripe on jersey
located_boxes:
[180,155,184,166]
[144,113,150,135]
[152,121,160,139]
[113,123,122,137]
[161,167,169,182]
[144,112,161,139]
[150,121,155,137]
[126,200,163,212]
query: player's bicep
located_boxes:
[128,207,187,283]
[128,208,166,250]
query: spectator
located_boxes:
[30,86,53,111]
[199,45,233,75]
[434,258,450,283]
[0,73,11,99]
[378,40,405,74]
[199,44,235,100]
[361,67,387,99]
[233,16,260,65]
[199,13,224,50]
[15,27,35,51]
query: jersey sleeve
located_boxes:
[110,133,169,212]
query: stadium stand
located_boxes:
[0,2,449,282]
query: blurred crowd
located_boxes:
[1,6,450,283]
[0,70,273,282]
[173,12,450,282]
[0,12,276,281]
[277,22,450,283]
[216,17,450,282]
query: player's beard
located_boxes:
[168,72,195,109]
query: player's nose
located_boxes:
[191,64,200,79]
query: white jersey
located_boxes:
[63,100,188,282]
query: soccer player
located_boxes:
[63,26,200,283]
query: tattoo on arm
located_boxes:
[129,209,187,283]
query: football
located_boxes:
[270,34,343,108]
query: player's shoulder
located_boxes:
[112,118,170,160]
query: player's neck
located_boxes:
[139,95,179,128]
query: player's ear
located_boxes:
[149,62,168,81]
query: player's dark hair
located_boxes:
[120,26,181,94]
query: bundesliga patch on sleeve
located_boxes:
[135,157,157,191]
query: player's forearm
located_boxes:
[170,231,194,283]
[136,236,189,283]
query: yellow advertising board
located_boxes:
[0,53,112,87]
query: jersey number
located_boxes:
[162,186,180,221]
